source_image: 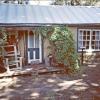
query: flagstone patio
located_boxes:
[0,63,100,100]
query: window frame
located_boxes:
[78,29,100,52]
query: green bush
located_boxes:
[50,26,80,72]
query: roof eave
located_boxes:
[0,23,100,27]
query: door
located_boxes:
[27,31,42,64]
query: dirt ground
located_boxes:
[0,63,100,100]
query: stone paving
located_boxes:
[0,63,100,100]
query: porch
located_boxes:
[0,64,65,79]
[0,27,52,73]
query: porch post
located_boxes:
[39,33,42,63]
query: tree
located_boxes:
[0,0,30,4]
[51,0,100,6]
[52,0,80,5]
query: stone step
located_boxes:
[0,67,65,79]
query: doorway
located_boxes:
[27,31,42,64]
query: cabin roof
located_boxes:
[0,4,100,26]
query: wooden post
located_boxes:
[5,58,10,73]
[80,47,85,65]
[19,57,23,69]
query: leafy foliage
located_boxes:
[50,26,79,72]
[52,0,100,6]
[0,0,28,4]
[34,26,54,38]
[0,29,7,45]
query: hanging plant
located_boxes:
[34,26,54,38]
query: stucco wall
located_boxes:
[68,27,78,50]
[43,38,51,65]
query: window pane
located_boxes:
[78,41,83,47]
[83,31,86,35]
[92,41,95,45]
[95,31,99,40]
[35,33,39,48]
[83,36,86,40]
[86,46,89,49]
[95,31,99,36]
[92,36,95,40]
[79,30,83,35]
[83,41,85,46]
[87,41,89,45]
[87,36,90,40]
[95,41,98,49]
[29,31,34,48]
[92,46,95,49]
[79,36,82,40]
[35,48,39,59]
[87,31,90,35]
[93,31,95,35]
[95,35,99,40]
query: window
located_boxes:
[78,29,100,51]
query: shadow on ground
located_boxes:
[0,63,100,100]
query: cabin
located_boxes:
[0,4,100,72]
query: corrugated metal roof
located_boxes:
[0,4,100,26]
